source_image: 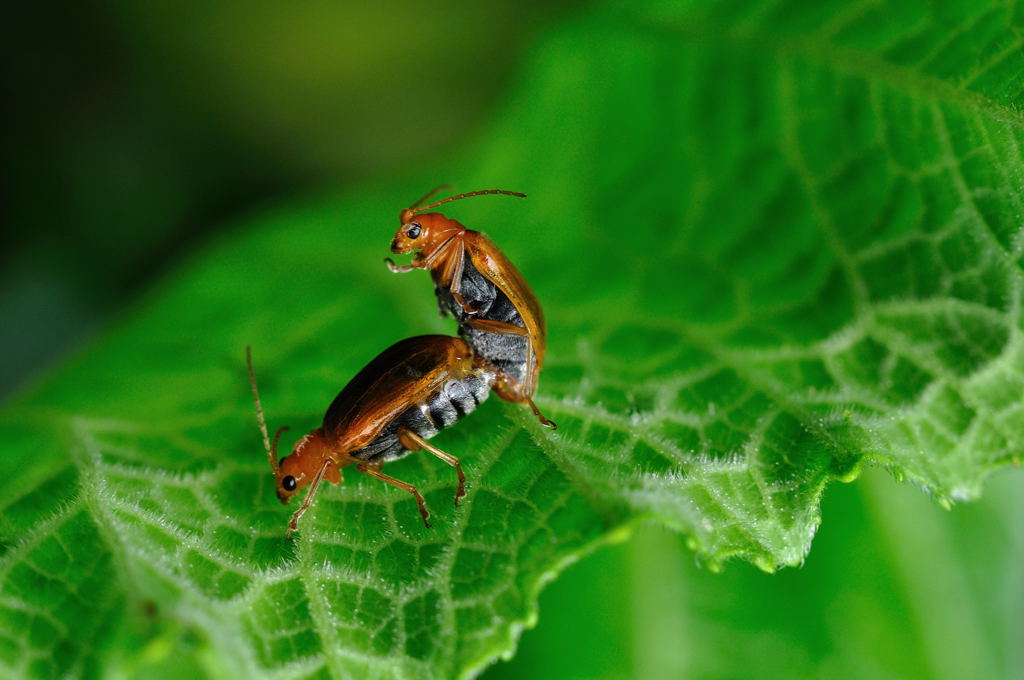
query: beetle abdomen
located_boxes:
[436,257,531,387]
[349,370,493,463]
[461,326,529,386]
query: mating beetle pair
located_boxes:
[248,189,554,537]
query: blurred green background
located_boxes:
[490,467,1023,680]
[4,2,1021,679]
[0,0,580,395]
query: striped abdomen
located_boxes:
[349,368,494,463]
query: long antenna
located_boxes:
[246,346,280,476]
[409,189,526,218]
[407,184,453,211]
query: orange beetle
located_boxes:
[246,336,494,537]
[386,188,556,429]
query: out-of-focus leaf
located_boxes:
[488,468,1024,680]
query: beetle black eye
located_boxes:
[282,475,297,492]
[406,223,422,239]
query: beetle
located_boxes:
[385,187,556,429]
[246,335,494,538]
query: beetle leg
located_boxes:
[451,290,479,316]
[526,398,558,430]
[385,252,428,273]
[492,372,558,430]
[429,238,480,315]
[397,428,466,506]
[464,318,530,336]
[436,239,467,292]
[421,235,458,270]
[357,463,432,528]
[284,458,331,540]
[384,257,416,273]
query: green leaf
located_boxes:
[3,1,1024,678]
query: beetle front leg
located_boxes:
[384,258,414,273]
[284,459,331,539]
[384,253,426,273]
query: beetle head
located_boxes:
[246,348,345,515]
[275,429,332,504]
[391,212,463,256]
[391,188,527,256]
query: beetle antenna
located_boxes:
[411,189,526,216]
[246,346,280,476]
[272,425,290,467]
[408,184,453,211]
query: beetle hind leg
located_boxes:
[493,373,557,430]
[358,463,432,528]
[398,428,467,506]
[527,398,557,430]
